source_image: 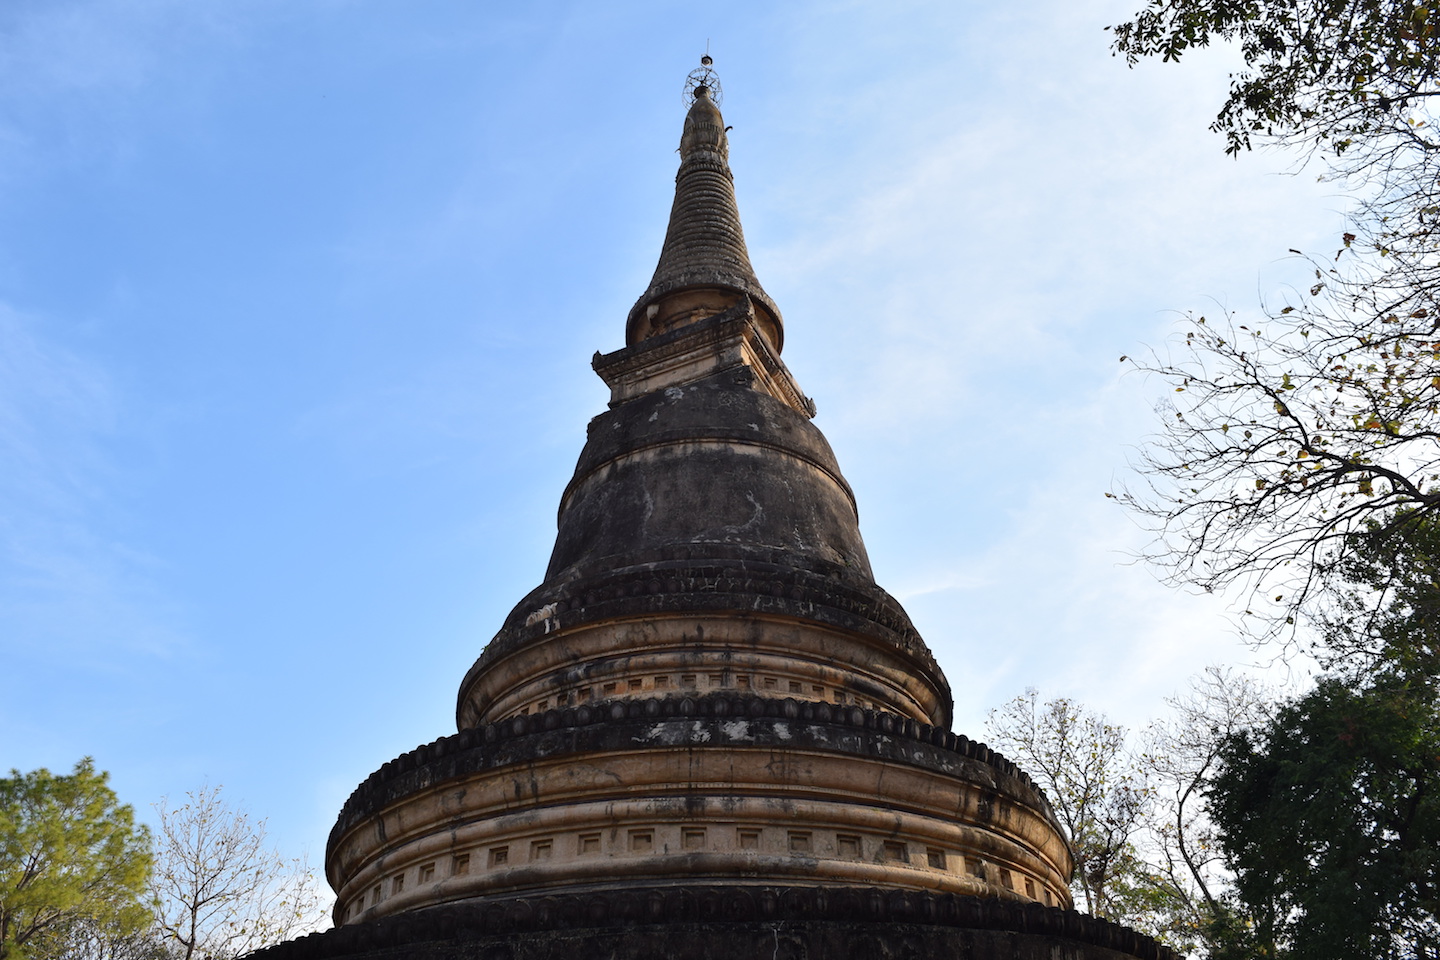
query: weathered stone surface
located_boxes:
[596,305,813,417]
[456,553,954,731]
[473,550,936,674]
[451,351,955,731]
[550,366,867,581]
[338,696,1047,837]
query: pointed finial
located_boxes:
[683,54,722,108]
[627,54,783,351]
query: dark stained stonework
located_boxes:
[546,367,867,580]
[252,887,1179,960]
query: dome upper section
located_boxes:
[545,368,870,584]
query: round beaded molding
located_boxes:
[334,693,1049,840]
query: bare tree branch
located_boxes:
[152,786,328,960]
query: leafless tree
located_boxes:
[1112,282,1440,650]
[986,691,1149,919]
[152,786,328,960]
[51,916,167,960]
[1137,667,1273,950]
[1110,0,1440,651]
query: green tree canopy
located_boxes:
[1324,509,1440,676]
[1109,0,1440,160]
[1210,675,1439,958]
[0,760,154,960]
[1207,516,1440,959]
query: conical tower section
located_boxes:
[626,73,783,351]
[263,59,1181,960]
[453,58,946,732]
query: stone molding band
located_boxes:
[592,306,810,415]
[248,886,1179,960]
[626,275,782,343]
[334,694,1049,847]
[465,557,946,696]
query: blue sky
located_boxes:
[3,0,1338,880]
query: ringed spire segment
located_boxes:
[626,56,783,351]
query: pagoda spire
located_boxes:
[290,59,1171,960]
[625,57,784,351]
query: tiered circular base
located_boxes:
[328,696,1072,929]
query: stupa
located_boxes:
[257,60,1177,960]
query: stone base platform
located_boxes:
[251,886,1178,960]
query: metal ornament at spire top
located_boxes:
[683,54,722,107]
